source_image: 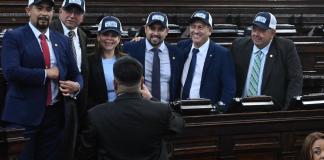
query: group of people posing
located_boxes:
[0,0,304,159]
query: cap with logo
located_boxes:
[28,0,55,7]
[146,12,168,28]
[62,0,86,13]
[252,12,277,30]
[190,10,213,27]
[97,16,123,35]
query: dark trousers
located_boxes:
[6,102,64,160]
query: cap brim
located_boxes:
[252,22,270,30]
[63,4,84,12]
[146,20,167,28]
[99,29,121,35]
[31,0,55,7]
[189,17,211,26]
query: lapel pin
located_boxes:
[210,54,212,57]
[270,54,273,58]
[54,44,58,47]
[172,56,175,60]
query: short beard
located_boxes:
[148,38,162,47]
[36,17,50,32]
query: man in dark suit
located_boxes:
[77,56,184,160]
[50,0,88,159]
[178,10,236,110]
[231,12,303,109]
[1,0,83,159]
[123,12,184,103]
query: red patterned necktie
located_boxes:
[39,34,52,106]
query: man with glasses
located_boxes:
[50,0,88,159]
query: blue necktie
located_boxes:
[182,48,199,99]
[151,48,161,100]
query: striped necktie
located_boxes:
[247,50,263,96]
[68,31,77,62]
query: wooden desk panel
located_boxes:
[170,110,324,160]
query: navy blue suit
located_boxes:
[177,39,236,106]
[123,39,184,102]
[1,24,83,160]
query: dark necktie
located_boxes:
[68,31,77,62]
[182,48,199,99]
[151,48,161,100]
[39,34,52,106]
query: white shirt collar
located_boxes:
[252,39,273,54]
[61,20,78,36]
[145,38,166,52]
[28,22,50,40]
[191,38,210,54]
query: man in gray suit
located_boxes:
[50,0,88,159]
[231,12,303,109]
[77,56,184,160]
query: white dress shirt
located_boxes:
[62,21,82,72]
[181,38,210,98]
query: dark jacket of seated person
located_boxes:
[76,56,185,160]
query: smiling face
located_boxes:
[97,31,121,52]
[189,20,212,48]
[59,6,84,30]
[26,2,54,33]
[144,23,169,48]
[312,139,324,160]
[251,25,275,49]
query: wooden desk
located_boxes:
[0,127,27,160]
[170,109,324,160]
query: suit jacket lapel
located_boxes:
[201,41,215,82]
[25,25,45,68]
[78,29,88,74]
[95,53,108,98]
[261,41,276,91]
[138,39,147,75]
[49,31,62,79]
[242,40,254,82]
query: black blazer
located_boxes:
[77,92,185,160]
[50,18,89,160]
[50,18,89,116]
[87,52,125,108]
[231,36,303,108]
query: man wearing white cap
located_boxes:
[50,0,88,159]
[231,12,303,109]
[1,0,83,159]
[123,12,184,103]
[178,10,236,111]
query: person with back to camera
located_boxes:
[77,56,184,160]
[231,12,303,110]
[300,132,324,160]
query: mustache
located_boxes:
[38,16,49,22]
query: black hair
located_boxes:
[113,56,143,86]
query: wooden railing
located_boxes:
[170,109,324,160]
